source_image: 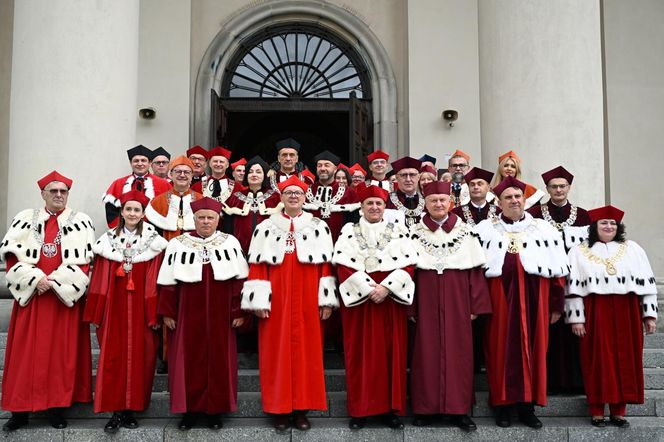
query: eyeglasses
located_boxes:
[547,184,569,190]
[450,163,468,169]
[397,173,418,179]
[47,189,69,195]
[282,190,305,197]
[152,161,169,166]
[172,169,193,176]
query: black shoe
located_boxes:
[2,412,28,432]
[207,414,223,430]
[412,414,432,427]
[178,413,197,430]
[609,416,630,428]
[518,410,543,429]
[48,408,67,429]
[349,417,366,430]
[495,406,511,427]
[450,414,477,432]
[293,412,310,431]
[591,417,606,427]
[104,413,122,434]
[156,360,168,374]
[382,413,404,429]
[273,414,290,432]
[121,410,138,429]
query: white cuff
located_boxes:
[241,280,272,311]
[642,294,659,320]
[564,297,585,324]
[339,271,375,307]
[5,262,46,306]
[380,268,414,305]
[318,276,339,308]
[49,264,90,307]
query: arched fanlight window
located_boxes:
[222,24,370,99]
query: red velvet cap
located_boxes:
[349,163,367,176]
[337,163,349,171]
[588,205,624,223]
[300,169,316,185]
[169,155,195,171]
[278,175,309,192]
[420,165,437,175]
[208,146,232,160]
[499,150,521,164]
[493,176,526,197]
[541,165,574,185]
[38,171,73,190]
[186,145,208,159]
[450,149,470,162]
[422,181,451,197]
[367,150,389,163]
[120,190,150,208]
[231,158,247,169]
[391,156,422,173]
[190,196,223,214]
[464,167,494,184]
[356,183,389,202]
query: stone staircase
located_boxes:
[0,271,663,440]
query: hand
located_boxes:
[232,317,245,328]
[92,323,100,329]
[150,324,161,330]
[408,316,417,323]
[36,277,52,294]
[368,283,389,304]
[163,317,176,330]
[550,311,562,324]
[470,314,477,321]
[254,309,270,319]
[320,306,332,320]
[644,318,657,335]
[571,323,586,337]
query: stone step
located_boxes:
[3,391,664,420]
[644,348,664,368]
[645,332,664,349]
[1,417,664,441]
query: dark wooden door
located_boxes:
[210,89,228,147]
[349,92,373,164]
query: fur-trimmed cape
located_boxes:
[92,223,168,263]
[1,207,95,306]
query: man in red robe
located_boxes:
[1,171,95,431]
[408,181,491,431]
[231,157,247,184]
[102,144,171,227]
[386,156,424,228]
[365,150,392,191]
[528,165,591,394]
[187,145,209,187]
[157,197,249,430]
[241,175,338,432]
[333,184,417,430]
[475,176,568,429]
[191,146,235,204]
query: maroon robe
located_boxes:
[386,190,423,227]
[408,215,492,415]
[307,181,358,241]
[452,202,501,225]
[337,264,413,417]
[224,187,281,254]
[84,254,161,412]
[2,213,92,412]
[157,253,244,414]
[529,200,590,393]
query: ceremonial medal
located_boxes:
[364,256,379,272]
[198,246,211,264]
[177,216,184,230]
[506,233,523,254]
[284,232,296,254]
[123,262,133,273]
[42,243,57,258]
[579,241,626,276]
[434,261,445,275]
[606,262,617,275]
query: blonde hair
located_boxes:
[490,156,522,188]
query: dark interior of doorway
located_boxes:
[227,111,349,170]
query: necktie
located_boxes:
[211,179,221,197]
[133,177,145,193]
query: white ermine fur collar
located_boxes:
[93,224,167,263]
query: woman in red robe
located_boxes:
[84,191,167,433]
[566,205,658,427]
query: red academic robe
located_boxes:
[84,255,161,412]
[103,173,171,228]
[337,264,413,417]
[249,253,331,413]
[484,254,565,407]
[157,264,244,414]
[224,187,281,254]
[1,216,92,412]
[579,294,644,405]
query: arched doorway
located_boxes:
[211,23,372,168]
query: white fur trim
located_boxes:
[101,192,120,207]
[145,193,196,232]
[318,276,339,308]
[524,188,546,209]
[475,213,569,278]
[409,218,486,271]
[223,198,283,216]
[642,294,659,320]
[241,279,272,311]
[380,268,415,305]
[157,232,248,285]
[564,297,585,324]
[338,270,375,307]
[4,262,46,306]
[332,218,418,272]
[567,240,657,297]
[563,225,589,250]
[0,208,95,266]
[383,208,406,226]
[49,264,90,307]
[247,211,334,265]
[92,224,167,263]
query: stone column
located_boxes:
[7,0,139,229]
[478,0,604,209]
